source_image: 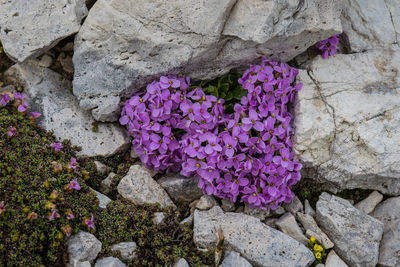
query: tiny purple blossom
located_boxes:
[7,127,16,137]
[50,142,63,152]
[29,112,41,119]
[68,157,78,170]
[0,201,5,214]
[85,215,95,229]
[49,210,60,221]
[0,94,11,106]
[68,179,81,190]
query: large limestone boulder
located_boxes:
[0,0,87,62]
[72,0,342,121]
[294,47,400,195]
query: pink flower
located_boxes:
[29,112,41,119]
[68,157,77,170]
[49,210,60,221]
[7,127,16,137]
[85,215,95,229]
[0,201,5,214]
[68,179,80,190]
[50,142,63,152]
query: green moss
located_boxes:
[0,102,213,266]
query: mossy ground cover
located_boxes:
[0,101,213,266]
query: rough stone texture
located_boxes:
[283,196,303,214]
[4,61,130,157]
[340,0,399,52]
[37,54,53,68]
[243,204,270,221]
[58,52,74,73]
[157,174,203,204]
[372,197,400,267]
[325,250,348,267]
[195,195,218,210]
[294,48,400,195]
[102,172,116,189]
[117,165,175,208]
[0,0,87,62]
[110,242,137,261]
[194,206,314,266]
[316,193,384,267]
[221,199,236,212]
[219,251,252,267]
[94,161,108,175]
[67,231,102,264]
[90,188,112,209]
[297,212,334,249]
[151,212,165,225]
[354,191,383,214]
[304,200,316,217]
[275,213,308,245]
[264,218,278,229]
[180,213,194,226]
[174,258,190,267]
[72,0,342,121]
[75,261,91,267]
[95,257,126,267]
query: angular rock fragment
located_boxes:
[157,174,203,204]
[354,191,383,214]
[110,242,137,261]
[275,213,308,245]
[219,251,252,267]
[95,257,126,267]
[297,212,334,249]
[67,231,102,265]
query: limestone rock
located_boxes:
[275,213,308,245]
[94,161,108,175]
[195,195,218,210]
[117,165,175,208]
[110,242,137,261]
[325,250,348,267]
[67,231,102,264]
[0,0,87,62]
[219,251,252,267]
[58,52,74,73]
[304,200,316,217]
[157,174,203,204]
[294,48,400,195]
[354,191,383,214]
[4,61,130,157]
[372,196,400,267]
[72,0,342,121]
[173,258,190,267]
[180,213,194,226]
[95,257,126,267]
[221,199,236,212]
[316,193,384,267]
[194,206,314,266]
[283,196,303,214]
[297,212,334,249]
[244,204,270,221]
[151,212,165,225]
[90,188,112,209]
[37,54,53,68]
[102,172,116,189]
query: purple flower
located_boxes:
[85,215,95,229]
[316,35,340,59]
[17,102,27,112]
[7,127,16,137]
[0,94,11,106]
[68,179,81,190]
[0,201,5,214]
[49,210,60,221]
[66,211,75,220]
[68,157,78,170]
[50,142,63,152]
[29,112,41,119]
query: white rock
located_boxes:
[372,196,400,267]
[173,258,190,267]
[117,165,175,208]
[0,0,87,62]
[219,251,252,267]
[304,200,316,217]
[90,188,112,209]
[74,261,91,267]
[37,54,53,68]
[354,191,383,214]
[4,61,130,157]
[316,193,384,267]
[157,174,203,204]
[102,172,116,189]
[297,212,334,249]
[72,0,342,121]
[95,257,126,267]
[110,242,137,261]
[67,231,102,264]
[94,161,108,175]
[152,212,165,225]
[294,48,400,195]
[325,250,348,267]
[195,195,218,210]
[275,213,308,245]
[194,206,314,266]
[243,204,270,221]
[283,196,303,214]
[180,213,194,226]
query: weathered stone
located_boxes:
[283,196,303,214]
[110,242,137,261]
[264,218,278,229]
[90,188,112,209]
[294,48,400,195]
[151,212,165,225]
[243,204,270,221]
[219,251,252,267]
[0,0,87,62]
[325,250,348,267]
[61,42,75,52]
[221,199,236,212]
[117,165,175,208]
[130,148,140,159]
[95,257,126,267]
[271,206,285,216]
[340,0,399,52]
[73,0,342,121]
[195,195,218,210]
[316,193,384,267]
[354,191,383,214]
[194,206,314,266]
[67,231,102,264]
[180,213,194,226]
[157,174,203,204]
[173,258,190,267]
[37,54,53,68]
[74,261,91,267]
[102,172,116,189]
[372,196,400,267]
[304,200,316,217]
[297,212,334,249]
[94,161,108,175]
[275,213,308,245]
[58,52,74,73]
[4,61,130,157]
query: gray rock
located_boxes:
[157,174,203,204]
[152,212,165,225]
[62,42,75,52]
[275,213,308,245]
[58,52,74,73]
[102,172,116,189]
[130,148,140,159]
[264,218,278,229]
[67,231,102,264]
[354,191,383,214]
[221,199,236,212]
[72,0,342,121]
[194,206,314,266]
[4,61,130,157]
[173,258,190,267]
[283,196,303,214]
[95,257,126,267]
[243,204,270,221]
[110,242,137,261]
[294,48,400,195]
[270,206,285,216]
[94,161,108,175]
[325,250,348,267]
[304,200,316,217]
[0,0,87,62]
[297,212,334,249]
[37,54,53,68]
[75,261,91,267]
[372,196,400,267]
[315,264,324,267]
[180,213,194,226]
[195,195,218,210]
[316,193,384,267]
[117,165,175,208]
[219,251,252,267]
[90,188,112,209]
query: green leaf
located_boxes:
[225,92,233,101]
[219,83,229,95]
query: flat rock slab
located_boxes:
[194,206,314,267]
[316,193,384,267]
[4,61,130,157]
[0,0,87,62]
[157,174,203,204]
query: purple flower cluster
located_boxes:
[120,58,303,209]
[316,35,339,59]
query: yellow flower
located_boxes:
[314,244,323,252]
[315,252,322,259]
[309,236,316,243]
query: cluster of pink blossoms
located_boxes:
[120,58,303,209]
[316,34,340,59]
